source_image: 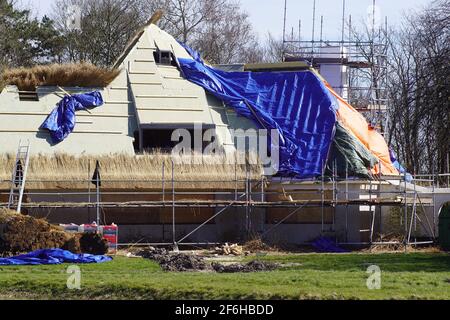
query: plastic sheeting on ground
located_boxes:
[327,122,378,178]
[177,48,338,178]
[311,237,349,253]
[0,249,112,266]
[41,91,103,144]
[326,84,399,176]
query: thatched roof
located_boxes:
[0,153,263,190]
[1,63,121,91]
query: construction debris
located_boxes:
[243,238,277,252]
[79,233,109,255]
[212,260,278,273]
[214,243,245,256]
[136,247,209,272]
[136,247,279,273]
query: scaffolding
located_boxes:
[282,0,389,136]
[1,160,445,250]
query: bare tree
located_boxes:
[386,0,449,174]
[140,0,263,64]
[192,1,263,64]
[53,0,145,66]
[261,32,284,63]
[51,0,263,66]
[140,0,223,43]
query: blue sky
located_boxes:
[28,0,432,40]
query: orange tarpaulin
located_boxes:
[325,84,399,176]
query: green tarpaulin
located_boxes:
[326,122,378,179]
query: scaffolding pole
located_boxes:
[0,168,441,248]
[172,160,176,250]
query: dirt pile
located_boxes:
[212,260,278,273]
[137,247,209,272]
[0,208,73,255]
[79,233,109,255]
[159,253,209,272]
[137,247,278,273]
[0,208,108,255]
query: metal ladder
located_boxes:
[7,141,31,213]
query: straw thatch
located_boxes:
[2,63,121,91]
[0,152,263,190]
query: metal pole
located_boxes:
[432,166,436,236]
[378,173,383,241]
[245,164,250,234]
[311,0,316,61]
[341,0,346,50]
[404,170,408,251]
[348,14,352,102]
[345,161,349,242]
[172,159,176,248]
[282,0,288,59]
[320,15,324,43]
[372,0,376,40]
[408,183,417,244]
[96,179,100,225]
[332,160,337,232]
[261,175,265,203]
[248,174,252,234]
[321,159,325,233]
[162,162,165,202]
[298,19,302,51]
[235,154,238,201]
[369,177,374,244]
[87,161,91,222]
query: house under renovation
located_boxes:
[1,19,449,248]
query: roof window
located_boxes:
[153,50,176,66]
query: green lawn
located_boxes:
[0,252,449,300]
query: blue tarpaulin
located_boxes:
[177,45,338,178]
[312,237,349,253]
[0,249,112,265]
[41,91,103,144]
[389,149,413,182]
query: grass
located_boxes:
[1,63,120,91]
[0,152,263,190]
[0,252,449,300]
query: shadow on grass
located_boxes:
[251,253,450,272]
